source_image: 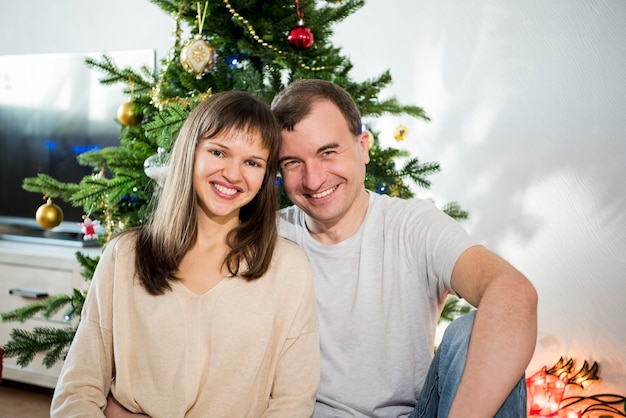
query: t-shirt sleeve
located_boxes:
[407,198,479,298]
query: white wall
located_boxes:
[334,0,626,395]
[2,0,625,394]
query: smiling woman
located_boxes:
[49,91,321,418]
[193,130,269,223]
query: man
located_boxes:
[271,79,538,417]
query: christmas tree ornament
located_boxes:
[35,197,63,229]
[222,0,326,71]
[287,24,314,51]
[287,0,314,51]
[180,2,216,78]
[180,35,217,78]
[117,100,142,126]
[117,79,142,126]
[79,215,101,241]
[144,147,170,186]
[394,124,408,141]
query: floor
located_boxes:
[0,379,53,418]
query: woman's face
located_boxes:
[193,127,269,224]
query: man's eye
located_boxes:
[281,160,299,169]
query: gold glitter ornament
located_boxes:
[180,35,217,78]
[180,2,216,78]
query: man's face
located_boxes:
[279,100,370,229]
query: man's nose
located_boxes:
[302,160,325,190]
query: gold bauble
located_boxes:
[36,198,63,229]
[117,101,143,126]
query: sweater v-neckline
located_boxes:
[175,277,228,297]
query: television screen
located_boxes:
[0,50,155,225]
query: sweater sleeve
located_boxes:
[50,238,120,417]
[263,242,320,418]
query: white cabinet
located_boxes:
[0,240,101,388]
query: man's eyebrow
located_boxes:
[318,143,339,153]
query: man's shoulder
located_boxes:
[369,192,438,217]
[277,205,306,232]
[277,204,301,224]
[277,205,305,242]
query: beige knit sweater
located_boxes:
[51,234,320,418]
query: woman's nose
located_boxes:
[222,160,243,183]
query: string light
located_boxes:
[527,357,625,417]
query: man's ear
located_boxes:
[358,131,371,164]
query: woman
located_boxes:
[50,91,320,417]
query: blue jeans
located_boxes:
[409,311,527,417]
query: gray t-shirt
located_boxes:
[277,191,478,418]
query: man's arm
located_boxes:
[448,245,538,418]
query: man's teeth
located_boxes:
[310,187,336,199]
[214,183,237,196]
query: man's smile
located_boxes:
[308,186,337,199]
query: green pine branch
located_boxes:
[442,202,469,221]
[400,159,441,190]
[70,172,144,208]
[349,70,430,122]
[439,296,472,324]
[143,103,190,149]
[75,252,100,281]
[85,54,156,95]
[22,174,81,203]
[2,326,76,368]
[1,294,72,323]
[317,0,365,25]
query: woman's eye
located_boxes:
[210,149,224,157]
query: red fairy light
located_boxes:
[526,357,625,417]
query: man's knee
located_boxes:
[439,310,476,354]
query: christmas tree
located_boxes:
[1,0,468,368]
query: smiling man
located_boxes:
[272,79,538,418]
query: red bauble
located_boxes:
[287,23,314,51]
